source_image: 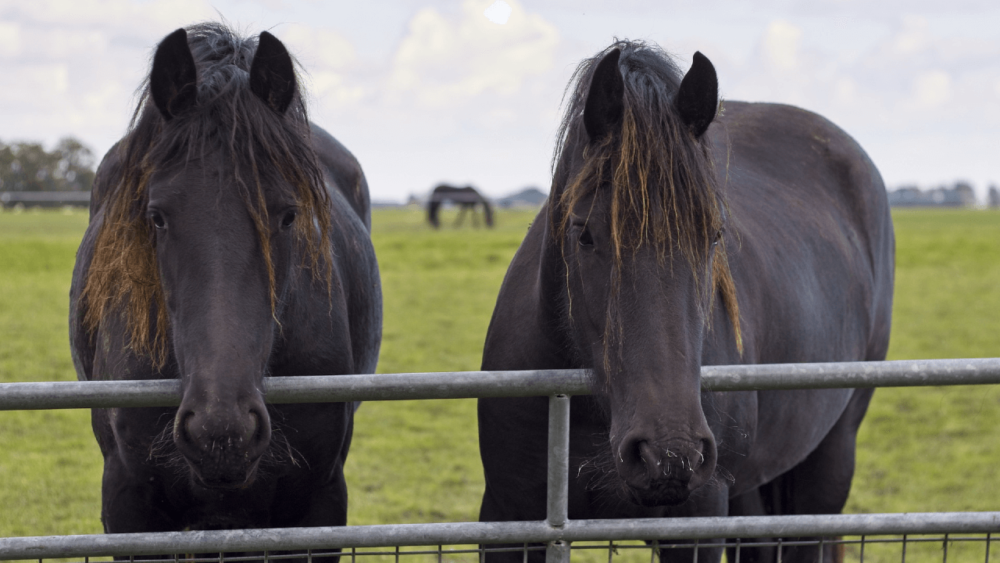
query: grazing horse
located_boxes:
[427,184,495,228]
[68,23,381,556]
[478,41,894,563]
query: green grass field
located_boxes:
[0,206,998,551]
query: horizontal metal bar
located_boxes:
[2,358,999,410]
[2,512,998,560]
[700,358,1000,391]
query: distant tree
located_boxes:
[0,137,95,192]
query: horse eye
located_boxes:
[579,226,594,247]
[712,228,724,246]
[149,211,166,229]
[280,209,297,229]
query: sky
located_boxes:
[1,0,999,202]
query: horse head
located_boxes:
[84,26,332,490]
[551,44,739,507]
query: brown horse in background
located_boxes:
[427,184,495,228]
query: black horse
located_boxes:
[427,184,494,228]
[69,24,381,558]
[478,41,894,563]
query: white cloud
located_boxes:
[0,21,21,57]
[279,23,355,70]
[386,0,559,108]
[891,15,929,56]
[6,0,213,31]
[762,20,801,71]
[484,1,512,25]
[0,0,217,153]
[910,70,951,108]
[277,24,363,107]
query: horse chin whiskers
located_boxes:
[256,414,309,477]
[147,423,189,481]
[710,464,735,487]
[578,440,637,508]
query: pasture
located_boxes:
[0,206,998,539]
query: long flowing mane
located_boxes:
[553,40,742,355]
[82,22,333,367]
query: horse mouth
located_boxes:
[189,457,262,491]
[625,479,693,507]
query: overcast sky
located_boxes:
[2,0,999,201]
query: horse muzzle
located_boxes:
[614,436,717,507]
[173,402,272,489]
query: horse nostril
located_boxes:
[175,410,195,444]
[248,410,259,438]
[246,406,271,452]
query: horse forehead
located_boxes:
[148,162,287,207]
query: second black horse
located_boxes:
[478,41,894,563]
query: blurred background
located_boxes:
[1,0,999,203]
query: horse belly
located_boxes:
[730,388,854,494]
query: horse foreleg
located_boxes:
[657,480,729,563]
[99,455,180,561]
[727,489,777,563]
[759,387,874,563]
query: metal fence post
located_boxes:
[546,394,571,563]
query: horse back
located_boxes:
[711,101,894,365]
[310,123,372,232]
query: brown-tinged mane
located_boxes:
[81,22,333,367]
[552,40,742,361]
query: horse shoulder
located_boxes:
[309,123,372,231]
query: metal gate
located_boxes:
[2,358,1000,562]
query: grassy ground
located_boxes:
[0,207,998,552]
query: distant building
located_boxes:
[886,182,978,208]
[496,187,548,208]
[988,186,999,208]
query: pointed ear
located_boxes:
[250,31,297,115]
[583,48,624,142]
[150,28,198,120]
[675,51,718,137]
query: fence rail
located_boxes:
[2,357,999,562]
[2,357,1000,410]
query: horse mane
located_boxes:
[552,40,742,356]
[81,22,333,367]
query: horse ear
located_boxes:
[250,31,297,115]
[583,48,624,142]
[150,28,198,121]
[675,51,718,138]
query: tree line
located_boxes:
[0,138,96,192]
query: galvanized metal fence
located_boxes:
[2,358,1000,562]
